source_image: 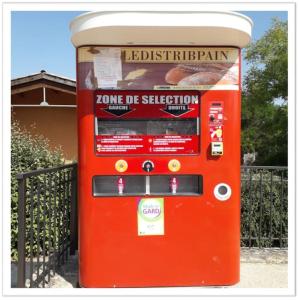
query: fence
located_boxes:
[16,164,287,288]
[17,163,77,288]
[241,166,288,248]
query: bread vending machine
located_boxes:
[70,11,252,287]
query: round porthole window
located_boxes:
[214,183,232,201]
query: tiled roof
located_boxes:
[11,70,76,88]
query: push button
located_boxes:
[115,160,128,172]
[142,160,154,172]
[168,159,181,172]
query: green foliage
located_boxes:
[19,172,72,261]
[244,18,287,102]
[11,120,64,260]
[241,169,288,247]
[242,18,288,165]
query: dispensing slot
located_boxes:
[93,175,203,196]
[93,176,145,196]
[150,175,202,195]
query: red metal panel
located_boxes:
[77,47,241,287]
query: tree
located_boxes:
[242,18,287,166]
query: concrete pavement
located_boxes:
[50,248,288,288]
[11,248,288,288]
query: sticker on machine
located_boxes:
[93,48,122,88]
[137,198,164,236]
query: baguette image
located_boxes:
[177,63,235,73]
[165,63,238,86]
[165,67,195,84]
[178,72,223,86]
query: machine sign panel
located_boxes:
[95,90,199,119]
[95,90,200,155]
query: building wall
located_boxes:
[11,82,78,161]
[12,107,77,161]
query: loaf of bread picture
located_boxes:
[165,67,194,84]
[165,63,238,86]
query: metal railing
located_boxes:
[241,166,288,248]
[17,163,77,288]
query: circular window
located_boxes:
[214,183,232,201]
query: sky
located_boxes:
[11,11,288,80]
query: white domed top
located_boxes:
[70,11,252,48]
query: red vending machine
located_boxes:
[70,11,252,287]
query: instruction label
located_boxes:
[96,135,198,154]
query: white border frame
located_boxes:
[1,1,296,298]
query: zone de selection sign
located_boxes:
[94,90,200,155]
[95,90,200,118]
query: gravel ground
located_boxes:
[12,248,288,288]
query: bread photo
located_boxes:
[165,63,238,86]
